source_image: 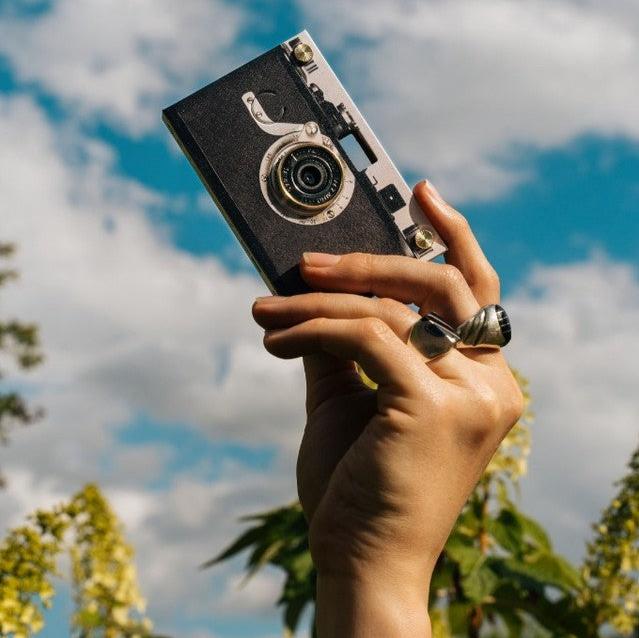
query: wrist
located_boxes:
[315,570,431,638]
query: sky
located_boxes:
[0,0,637,636]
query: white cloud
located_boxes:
[3,1,638,200]
[299,0,639,200]
[0,0,250,135]
[0,93,302,634]
[213,566,284,616]
[506,256,639,561]
[1,94,306,454]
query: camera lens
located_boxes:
[297,163,325,191]
[270,144,344,213]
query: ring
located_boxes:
[408,312,460,361]
[408,304,511,360]
[457,304,511,348]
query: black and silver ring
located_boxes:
[408,304,511,361]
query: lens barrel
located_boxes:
[270,144,344,213]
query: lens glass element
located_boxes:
[271,144,343,212]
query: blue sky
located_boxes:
[0,1,637,637]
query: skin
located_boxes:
[252,181,524,637]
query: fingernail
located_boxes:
[424,180,445,205]
[302,252,341,267]
[254,295,286,304]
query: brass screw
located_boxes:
[293,43,313,64]
[414,226,434,250]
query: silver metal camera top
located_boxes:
[282,31,446,261]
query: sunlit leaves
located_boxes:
[580,445,639,635]
[0,483,154,637]
[203,502,313,636]
[69,484,152,638]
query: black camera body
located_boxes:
[163,31,446,295]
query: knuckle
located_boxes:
[450,209,470,232]
[441,264,467,290]
[477,266,501,298]
[309,316,330,332]
[503,380,525,428]
[359,316,391,341]
[348,251,375,275]
[486,266,500,290]
[377,296,406,316]
[346,252,388,288]
[476,384,502,428]
[457,382,503,444]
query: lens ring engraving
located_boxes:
[270,144,344,214]
[258,130,355,226]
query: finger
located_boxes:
[253,292,418,337]
[256,294,477,382]
[413,180,500,306]
[256,296,391,402]
[263,316,437,395]
[299,252,479,326]
[253,297,358,397]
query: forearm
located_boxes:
[315,572,431,638]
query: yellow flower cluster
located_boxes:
[0,483,153,637]
[581,448,639,635]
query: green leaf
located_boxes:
[200,525,266,568]
[245,538,286,577]
[447,601,472,633]
[430,555,456,595]
[515,511,552,551]
[489,583,588,636]
[487,508,523,555]
[445,535,482,576]
[495,608,524,635]
[461,558,499,603]
[283,596,308,636]
[503,551,582,593]
[288,551,314,583]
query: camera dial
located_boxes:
[269,144,344,215]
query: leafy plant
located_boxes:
[0,242,44,488]
[0,483,158,638]
[580,446,639,635]
[208,371,639,637]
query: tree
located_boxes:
[0,243,171,637]
[0,483,160,638]
[0,242,44,488]
[580,446,639,635]
[208,372,639,637]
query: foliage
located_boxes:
[0,242,44,488]
[0,483,155,638]
[208,371,639,637]
[203,503,314,638]
[580,445,639,635]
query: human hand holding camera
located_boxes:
[252,181,524,637]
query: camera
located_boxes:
[163,31,446,295]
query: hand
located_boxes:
[252,181,524,637]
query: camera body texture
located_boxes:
[163,31,446,295]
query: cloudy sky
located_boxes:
[0,1,637,636]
